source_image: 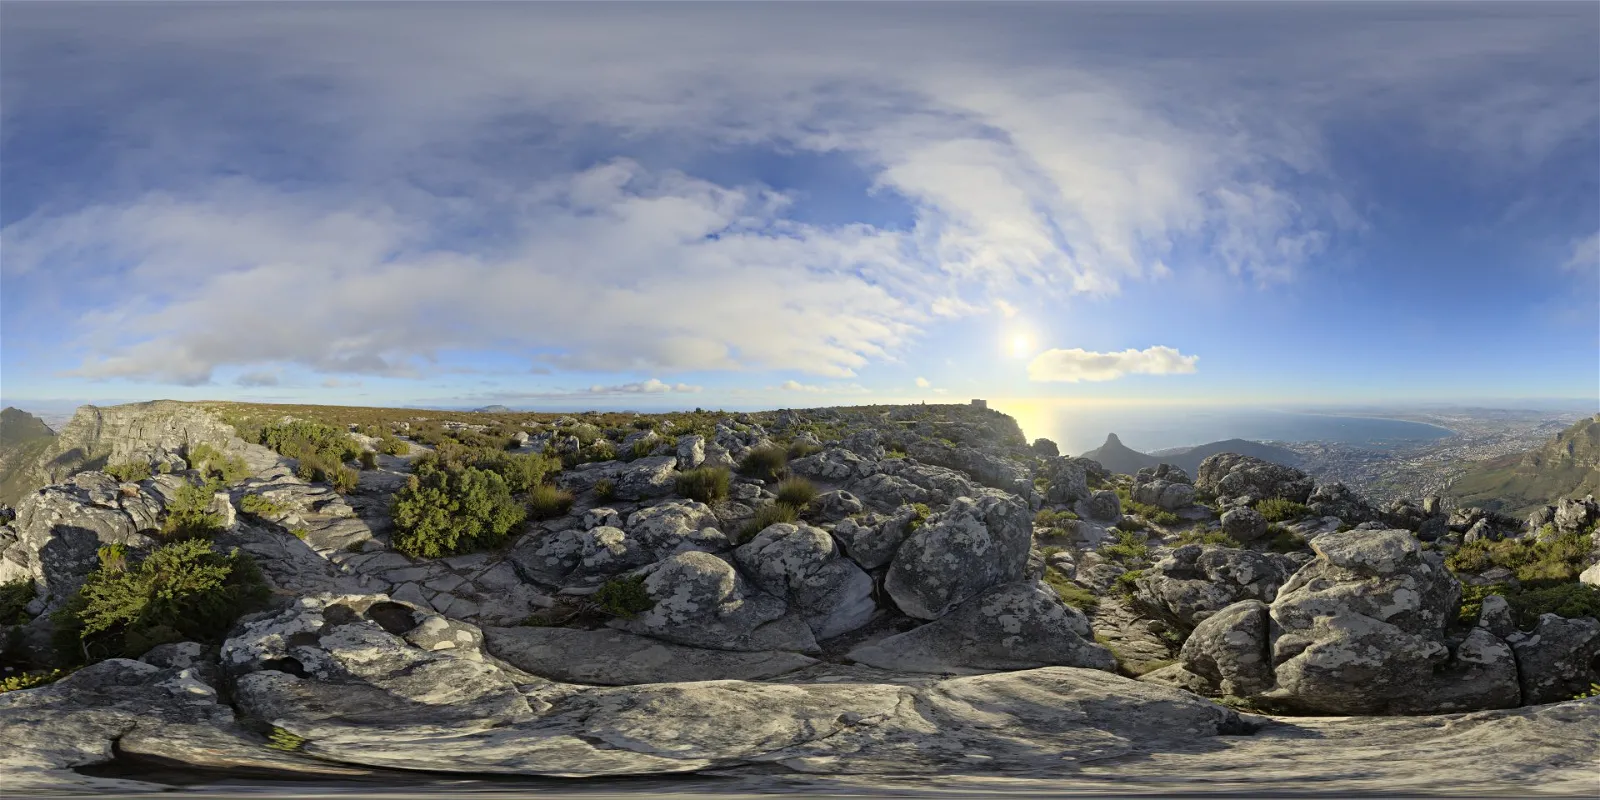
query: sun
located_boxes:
[1010,334,1031,358]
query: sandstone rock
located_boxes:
[734,523,876,640]
[847,580,1115,674]
[482,626,817,685]
[1131,545,1292,631]
[1076,489,1122,523]
[674,434,705,470]
[849,472,930,512]
[624,500,728,556]
[1424,628,1521,712]
[885,490,1031,620]
[1174,599,1274,697]
[1041,458,1090,505]
[830,509,910,570]
[509,525,652,586]
[809,490,864,524]
[1508,614,1600,705]
[610,551,818,653]
[1196,454,1313,506]
[1306,481,1381,523]
[1220,507,1268,543]
[1553,496,1599,534]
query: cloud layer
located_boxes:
[1028,346,1200,383]
[1,4,1594,389]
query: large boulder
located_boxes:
[847,580,1116,674]
[1508,614,1600,705]
[1170,599,1274,697]
[674,435,705,470]
[733,523,876,641]
[1040,458,1090,505]
[1305,482,1381,524]
[623,500,729,556]
[1195,454,1314,506]
[1552,496,1599,535]
[1130,545,1293,631]
[1219,507,1269,543]
[884,490,1032,620]
[609,551,818,653]
[848,472,931,512]
[874,459,982,505]
[789,447,877,483]
[1260,529,1520,714]
[509,526,653,586]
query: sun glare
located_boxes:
[1010,334,1031,358]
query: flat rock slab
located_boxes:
[482,626,818,685]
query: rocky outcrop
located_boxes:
[609,551,818,653]
[1130,545,1293,631]
[1196,453,1314,506]
[1132,464,1196,511]
[884,490,1031,620]
[21,401,280,491]
[848,580,1115,674]
[733,522,875,641]
[1508,614,1600,705]
[1306,481,1381,524]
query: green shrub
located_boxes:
[289,527,310,541]
[1115,516,1148,533]
[1101,529,1150,564]
[259,420,360,465]
[884,447,908,460]
[186,443,250,484]
[0,579,35,625]
[787,440,823,460]
[1574,683,1600,700]
[1264,523,1303,553]
[391,462,528,558]
[595,479,616,502]
[1044,567,1097,610]
[628,438,658,460]
[238,493,286,518]
[1505,583,1600,628]
[162,480,225,540]
[593,574,654,618]
[1175,530,1241,548]
[1115,568,1146,595]
[1255,498,1310,523]
[379,436,411,456]
[105,461,152,483]
[329,465,360,494]
[527,484,575,521]
[1457,583,1504,626]
[631,418,656,431]
[266,726,307,752]
[1446,530,1591,584]
[1034,509,1079,527]
[738,445,789,482]
[906,502,933,532]
[675,467,731,504]
[359,450,378,470]
[51,539,269,664]
[1,668,71,694]
[774,477,819,508]
[741,502,801,541]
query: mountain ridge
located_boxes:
[1079,433,1302,476]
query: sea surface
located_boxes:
[991,404,1454,456]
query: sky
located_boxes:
[2,2,1597,415]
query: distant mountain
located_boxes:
[1079,433,1302,477]
[473,405,513,414]
[1079,433,1161,475]
[1449,414,1600,516]
[0,407,58,506]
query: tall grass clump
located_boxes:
[675,467,731,504]
[737,445,788,482]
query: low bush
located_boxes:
[329,465,360,494]
[105,461,152,483]
[1174,530,1241,548]
[774,477,819,508]
[1445,530,1591,584]
[0,579,35,625]
[259,420,361,465]
[1263,523,1304,553]
[906,502,933,532]
[738,445,789,482]
[238,493,286,518]
[51,539,269,664]
[1044,567,1097,610]
[1115,568,1146,595]
[593,574,654,618]
[379,436,411,456]
[359,450,378,470]
[1458,582,1600,630]
[527,484,575,520]
[162,480,225,540]
[1,668,71,694]
[1101,529,1150,565]
[1255,498,1310,523]
[787,440,823,460]
[740,502,800,541]
[628,437,657,461]
[675,467,730,504]
[391,462,528,558]
[186,443,250,484]
[595,479,616,502]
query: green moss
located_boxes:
[593,575,654,618]
[266,726,307,752]
[906,502,933,532]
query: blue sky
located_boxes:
[2,2,1596,413]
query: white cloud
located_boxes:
[0,5,1590,388]
[234,370,279,387]
[778,380,870,394]
[993,300,1018,319]
[587,379,702,395]
[1563,233,1599,273]
[915,376,931,388]
[1027,346,1199,383]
